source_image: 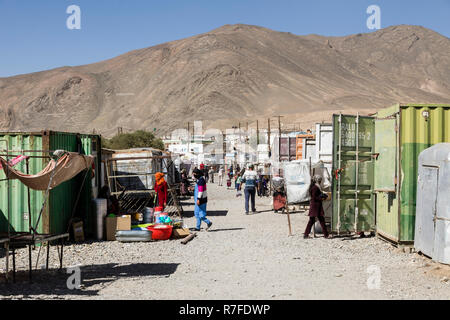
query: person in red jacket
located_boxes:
[154,172,168,209]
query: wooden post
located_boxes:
[181,233,196,244]
[286,201,292,236]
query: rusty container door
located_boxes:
[332,114,376,234]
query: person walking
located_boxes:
[218,166,224,186]
[154,172,168,209]
[256,170,264,197]
[209,166,215,184]
[180,168,189,196]
[303,175,330,239]
[200,163,209,183]
[242,164,258,214]
[192,168,213,231]
[235,173,242,197]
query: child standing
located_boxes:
[235,174,242,197]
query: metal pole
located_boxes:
[46,242,50,270]
[5,141,10,240]
[354,113,359,234]
[337,114,342,235]
[12,247,15,283]
[5,243,9,283]
[28,244,32,283]
[26,158,32,233]
[59,238,64,270]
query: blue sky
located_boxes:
[0,0,449,77]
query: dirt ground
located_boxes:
[1,181,450,300]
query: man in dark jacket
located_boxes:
[303,175,330,238]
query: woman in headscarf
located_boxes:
[154,172,168,209]
[181,168,190,196]
[303,175,330,239]
[192,168,213,231]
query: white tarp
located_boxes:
[282,160,332,204]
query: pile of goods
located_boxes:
[105,206,191,242]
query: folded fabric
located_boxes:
[0,155,28,170]
[0,152,94,190]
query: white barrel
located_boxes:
[92,198,107,240]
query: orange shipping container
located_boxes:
[296,134,315,160]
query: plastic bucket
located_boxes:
[147,224,173,240]
[143,207,154,223]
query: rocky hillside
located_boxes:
[0,24,449,137]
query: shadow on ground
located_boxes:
[207,228,244,233]
[182,210,228,218]
[0,262,179,298]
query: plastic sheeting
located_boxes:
[282,160,332,204]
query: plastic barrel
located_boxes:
[115,230,152,242]
[92,198,107,240]
[143,207,154,224]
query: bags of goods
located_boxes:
[271,177,285,190]
[282,161,310,204]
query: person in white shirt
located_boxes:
[241,164,258,214]
[218,167,224,186]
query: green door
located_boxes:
[332,114,376,234]
[374,116,400,241]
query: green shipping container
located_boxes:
[331,114,376,234]
[374,103,450,244]
[0,130,101,235]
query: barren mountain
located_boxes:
[0,24,449,137]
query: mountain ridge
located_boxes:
[0,24,449,137]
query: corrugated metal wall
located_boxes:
[375,104,450,243]
[399,105,450,242]
[0,131,101,236]
[0,133,46,233]
[48,132,78,234]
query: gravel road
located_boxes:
[1,182,449,299]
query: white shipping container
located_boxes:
[415,143,450,264]
[315,123,333,176]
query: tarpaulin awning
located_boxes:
[0,152,94,190]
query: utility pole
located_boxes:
[275,115,284,175]
[267,118,271,155]
[256,120,259,145]
[223,132,227,168]
[187,122,190,154]
[276,115,283,136]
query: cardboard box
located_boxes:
[171,228,191,239]
[106,215,131,241]
[72,221,84,242]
